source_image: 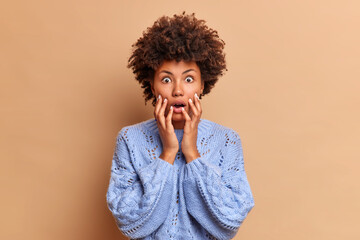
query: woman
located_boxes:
[106,12,254,240]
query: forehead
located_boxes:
[156,60,200,74]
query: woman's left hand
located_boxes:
[181,93,202,163]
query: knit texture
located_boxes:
[106,118,254,240]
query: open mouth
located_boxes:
[173,104,185,108]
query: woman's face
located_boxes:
[151,60,204,128]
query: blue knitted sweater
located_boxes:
[106,118,254,240]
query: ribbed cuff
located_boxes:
[184,157,222,180]
[138,157,174,180]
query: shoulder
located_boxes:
[199,119,241,141]
[199,119,244,163]
[116,118,158,140]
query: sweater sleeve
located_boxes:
[106,129,174,239]
[183,131,254,240]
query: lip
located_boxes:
[170,100,187,114]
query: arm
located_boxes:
[183,131,254,240]
[106,130,174,238]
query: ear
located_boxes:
[150,79,155,95]
[201,81,204,94]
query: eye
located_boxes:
[161,77,171,83]
[185,76,194,83]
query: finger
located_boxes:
[158,97,168,127]
[166,106,174,130]
[181,107,191,123]
[188,98,199,120]
[194,93,202,116]
[154,95,162,119]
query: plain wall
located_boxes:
[1,0,359,239]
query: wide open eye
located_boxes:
[161,77,171,83]
[185,76,194,83]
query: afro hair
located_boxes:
[128,12,227,106]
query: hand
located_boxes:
[181,93,202,163]
[154,95,179,164]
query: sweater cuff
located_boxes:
[184,157,222,181]
[137,157,174,185]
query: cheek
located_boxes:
[188,87,199,97]
[153,84,170,96]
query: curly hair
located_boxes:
[128,12,227,106]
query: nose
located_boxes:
[172,81,183,97]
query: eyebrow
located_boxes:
[160,69,196,75]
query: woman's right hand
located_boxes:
[154,95,179,164]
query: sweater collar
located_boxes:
[144,118,212,137]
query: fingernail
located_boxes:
[157,95,161,101]
[182,107,184,111]
[163,98,167,103]
[189,98,192,103]
[170,106,173,110]
[195,93,199,100]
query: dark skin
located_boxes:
[151,60,204,165]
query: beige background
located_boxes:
[1,0,359,239]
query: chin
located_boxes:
[171,114,184,121]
